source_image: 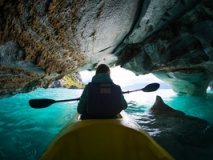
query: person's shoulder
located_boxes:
[111,83,121,89]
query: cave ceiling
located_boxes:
[0,0,212,97]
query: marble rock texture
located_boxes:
[0,0,212,97]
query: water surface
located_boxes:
[0,88,212,160]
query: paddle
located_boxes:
[29,83,160,109]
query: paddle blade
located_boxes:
[142,83,160,92]
[29,99,56,108]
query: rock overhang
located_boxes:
[0,0,212,97]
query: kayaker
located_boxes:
[77,64,128,119]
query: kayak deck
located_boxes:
[41,111,174,160]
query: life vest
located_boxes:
[86,82,123,118]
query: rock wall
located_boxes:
[0,0,141,97]
[116,0,213,95]
[0,0,213,97]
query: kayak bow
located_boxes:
[40,111,174,160]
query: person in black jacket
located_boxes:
[77,64,127,119]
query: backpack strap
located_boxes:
[86,82,122,118]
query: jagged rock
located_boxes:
[0,0,213,97]
[149,96,185,116]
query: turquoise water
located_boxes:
[0,88,213,160]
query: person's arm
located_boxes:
[77,85,88,114]
[121,94,128,110]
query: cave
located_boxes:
[0,0,212,97]
[0,1,213,159]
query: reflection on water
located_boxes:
[0,88,212,160]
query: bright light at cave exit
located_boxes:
[80,66,166,89]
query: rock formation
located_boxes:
[145,95,213,160]
[49,72,84,89]
[0,0,213,97]
[149,95,185,116]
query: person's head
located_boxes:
[96,64,110,75]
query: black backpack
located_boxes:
[86,82,123,118]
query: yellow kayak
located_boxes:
[41,111,174,160]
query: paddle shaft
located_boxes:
[41,89,141,105]
[29,83,160,108]
[45,86,156,103]
[123,89,145,94]
[51,90,137,103]
[54,88,149,103]
[56,98,80,103]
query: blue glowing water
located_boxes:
[0,88,212,160]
